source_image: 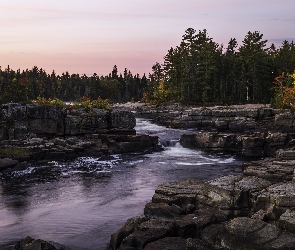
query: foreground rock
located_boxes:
[111,148,295,249]
[14,236,68,250]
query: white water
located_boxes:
[0,118,243,250]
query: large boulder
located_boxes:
[275,112,295,132]
[111,110,136,129]
[14,236,68,250]
[110,216,149,250]
[198,175,271,214]
[118,219,176,250]
[65,108,110,135]
[26,104,66,136]
[226,217,280,245]
[201,217,295,249]
[0,158,19,171]
[144,237,186,250]
[243,157,295,182]
[255,181,295,211]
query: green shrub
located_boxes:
[0,147,31,157]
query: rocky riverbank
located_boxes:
[116,102,295,158]
[109,103,295,250]
[5,102,295,249]
[0,103,160,172]
[110,146,295,250]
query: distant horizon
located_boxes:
[1,0,295,76]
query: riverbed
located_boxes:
[0,118,244,249]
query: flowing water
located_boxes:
[0,118,244,250]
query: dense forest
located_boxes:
[146,28,295,106]
[1,28,295,107]
[0,65,148,104]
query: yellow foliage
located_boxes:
[273,71,295,109]
[290,73,295,85]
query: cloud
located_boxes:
[268,18,295,22]
[268,38,295,44]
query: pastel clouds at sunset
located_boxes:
[1,0,294,76]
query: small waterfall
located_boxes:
[159,139,179,148]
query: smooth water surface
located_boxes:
[0,118,244,249]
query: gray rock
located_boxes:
[144,202,184,220]
[152,179,204,209]
[118,219,175,250]
[225,217,295,249]
[278,209,295,233]
[111,110,136,129]
[255,181,295,211]
[15,236,57,250]
[0,158,19,170]
[144,237,186,250]
[275,112,295,132]
[110,216,148,250]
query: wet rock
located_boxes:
[0,158,19,170]
[15,236,57,250]
[144,237,186,250]
[181,131,293,158]
[144,202,184,220]
[118,219,176,250]
[110,216,149,250]
[180,132,238,153]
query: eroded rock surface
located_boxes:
[111,148,295,250]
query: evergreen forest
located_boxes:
[1,28,295,107]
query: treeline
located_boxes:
[1,28,295,106]
[146,28,295,105]
[0,65,148,104]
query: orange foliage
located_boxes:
[273,72,295,109]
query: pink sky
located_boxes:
[1,0,294,76]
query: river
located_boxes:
[0,118,244,250]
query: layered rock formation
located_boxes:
[0,103,160,170]
[111,148,295,250]
[0,103,136,140]
[134,103,295,133]
[180,131,294,157]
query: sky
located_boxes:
[1,0,295,76]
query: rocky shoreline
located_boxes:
[110,103,295,250]
[4,102,295,249]
[0,103,160,173]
